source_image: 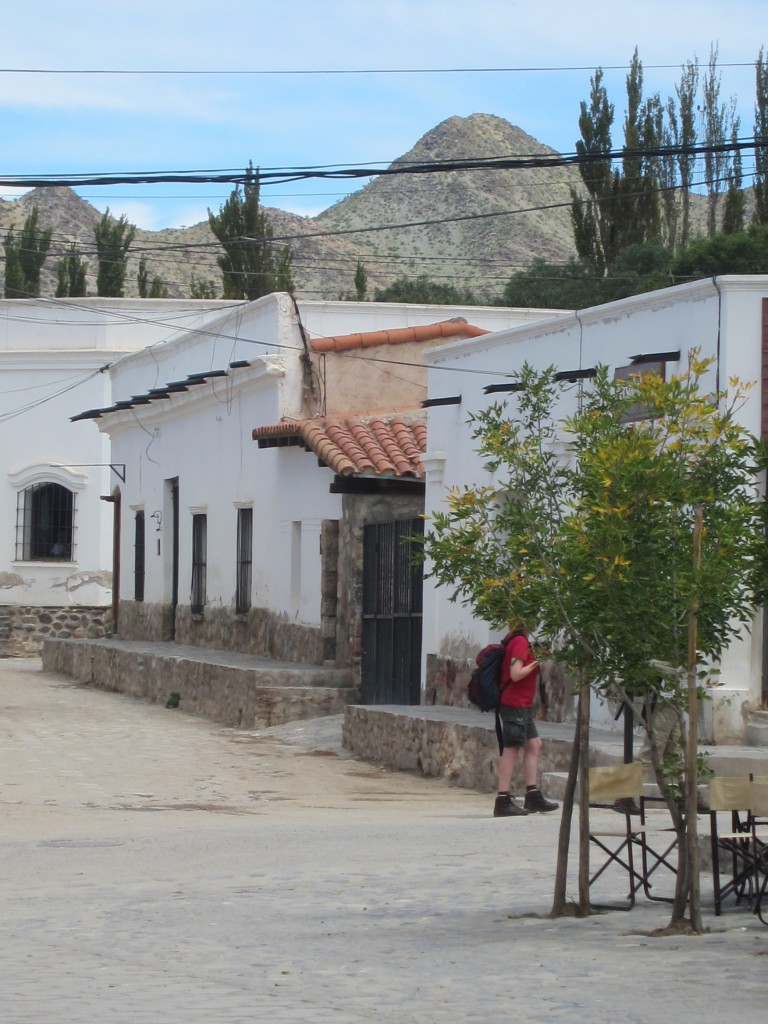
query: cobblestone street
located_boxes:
[1,659,766,1023]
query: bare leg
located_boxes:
[522,736,542,787]
[497,746,520,792]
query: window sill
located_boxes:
[12,560,76,567]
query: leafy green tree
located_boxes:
[3,206,52,298]
[502,258,603,309]
[137,256,168,298]
[722,116,746,235]
[671,223,768,279]
[94,209,136,297]
[137,255,149,298]
[148,275,168,298]
[354,260,368,301]
[701,44,733,238]
[208,162,293,300]
[55,243,88,297]
[422,357,766,930]
[753,47,768,225]
[189,274,218,299]
[570,68,617,275]
[614,50,662,252]
[675,58,700,249]
[373,274,480,304]
[502,244,673,310]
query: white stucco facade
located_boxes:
[98,294,563,635]
[0,297,241,612]
[423,277,768,744]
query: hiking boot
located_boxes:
[613,797,642,816]
[524,788,559,813]
[493,794,530,817]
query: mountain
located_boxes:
[0,114,582,301]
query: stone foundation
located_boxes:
[342,705,575,793]
[117,601,327,665]
[0,605,112,657]
[42,637,359,730]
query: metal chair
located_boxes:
[748,778,768,925]
[588,764,647,910]
[709,776,755,916]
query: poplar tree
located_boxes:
[675,59,700,248]
[94,209,136,297]
[570,68,616,275]
[208,162,293,300]
[753,47,768,225]
[55,243,88,297]
[3,206,52,298]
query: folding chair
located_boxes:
[708,777,754,916]
[748,778,768,926]
[588,764,646,910]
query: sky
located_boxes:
[0,0,766,231]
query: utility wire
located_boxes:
[0,138,764,189]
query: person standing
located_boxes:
[493,628,559,818]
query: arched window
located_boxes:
[16,482,75,561]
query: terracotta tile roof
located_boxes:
[311,318,490,353]
[253,413,427,478]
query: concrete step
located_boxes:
[745,711,768,747]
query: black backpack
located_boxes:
[466,631,523,712]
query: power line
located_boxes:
[0,62,761,76]
[0,138,764,190]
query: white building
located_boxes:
[422,276,768,744]
[0,297,242,653]
[78,293,560,698]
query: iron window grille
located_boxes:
[134,511,145,602]
[191,513,207,614]
[15,482,75,561]
[235,507,253,615]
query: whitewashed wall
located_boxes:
[423,277,768,742]
[0,298,235,610]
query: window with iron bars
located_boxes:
[15,482,75,561]
[134,510,145,602]
[235,507,253,614]
[191,513,207,615]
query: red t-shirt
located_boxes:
[500,633,538,708]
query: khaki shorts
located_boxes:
[499,706,538,749]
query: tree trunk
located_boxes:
[551,691,582,916]
[578,677,592,914]
[684,507,704,932]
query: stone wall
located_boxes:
[0,604,112,657]
[343,705,575,793]
[42,637,359,730]
[117,600,325,664]
[425,652,576,723]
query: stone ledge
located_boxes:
[41,637,359,730]
[342,705,768,795]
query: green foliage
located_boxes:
[671,223,768,279]
[208,162,294,300]
[753,48,768,225]
[165,692,181,709]
[423,355,766,704]
[502,244,673,310]
[354,260,368,301]
[189,274,217,299]
[373,274,481,304]
[139,255,169,298]
[55,243,88,297]
[3,206,52,298]
[94,209,136,297]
